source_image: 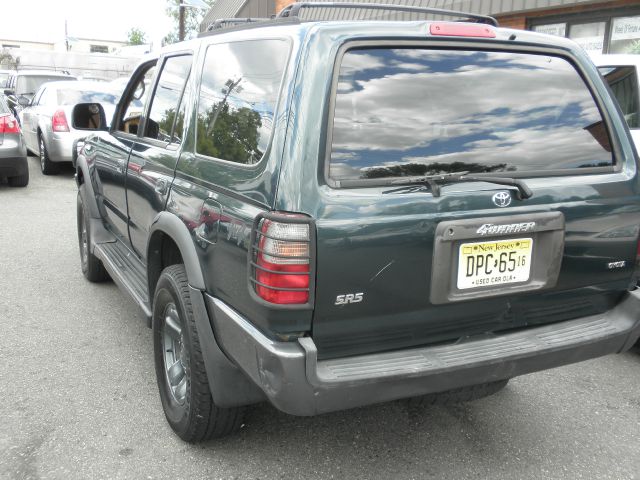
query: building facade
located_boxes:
[200,0,640,54]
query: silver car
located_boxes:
[19,81,119,175]
[0,97,28,187]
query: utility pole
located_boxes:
[178,2,185,41]
[65,19,69,51]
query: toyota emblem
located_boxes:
[492,191,512,208]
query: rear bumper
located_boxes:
[0,154,28,177]
[46,132,80,163]
[206,290,640,416]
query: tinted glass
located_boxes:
[599,66,639,129]
[144,55,192,142]
[330,49,612,181]
[57,89,119,106]
[196,39,290,164]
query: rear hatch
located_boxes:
[312,41,640,359]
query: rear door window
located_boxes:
[598,65,639,129]
[329,48,613,182]
[196,39,290,165]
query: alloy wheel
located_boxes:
[162,303,187,405]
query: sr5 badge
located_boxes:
[335,293,364,305]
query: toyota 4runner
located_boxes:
[73,3,640,442]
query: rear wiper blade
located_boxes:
[384,171,469,196]
[384,172,533,199]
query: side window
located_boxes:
[143,54,192,143]
[196,39,290,165]
[599,66,639,129]
[116,62,157,135]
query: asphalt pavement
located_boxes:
[0,156,639,480]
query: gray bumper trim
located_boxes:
[206,290,640,416]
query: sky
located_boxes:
[2,0,188,49]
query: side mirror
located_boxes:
[3,88,13,96]
[17,96,30,107]
[72,103,107,131]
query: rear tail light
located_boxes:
[0,114,21,133]
[52,109,70,132]
[250,213,313,305]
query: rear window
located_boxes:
[598,65,639,129]
[329,49,613,182]
[57,89,119,106]
[16,75,76,96]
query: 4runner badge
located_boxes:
[492,191,512,208]
[477,222,536,236]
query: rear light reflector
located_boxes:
[52,109,70,132]
[0,114,20,133]
[430,22,496,38]
[250,214,313,305]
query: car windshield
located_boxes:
[15,75,76,97]
[57,89,119,106]
[330,48,613,182]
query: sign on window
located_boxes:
[533,23,566,37]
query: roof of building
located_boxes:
[201,0,250,29]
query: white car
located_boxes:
[591,54,640,148]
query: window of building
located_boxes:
[530,8,640,54]
[610,16,640,54]
[90,45,109,53]
[196,39,290,165]
[569,22,606,54]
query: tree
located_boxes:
[127,28,147,46]
[163,0,215,45]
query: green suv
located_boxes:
[73,3,640,442]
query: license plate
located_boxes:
[457,238,533,290]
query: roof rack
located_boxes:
[206,18,269,31]
[276,2,499,26]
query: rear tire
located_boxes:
[153,264,245,442]
[9,170,29,187]
[77,192,109,282]
[39,134,59,175]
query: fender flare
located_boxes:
[148,211,205,290]
[75,152,101,220]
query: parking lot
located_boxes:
[0,156,639,480]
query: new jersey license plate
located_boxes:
[457,238,533,290]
